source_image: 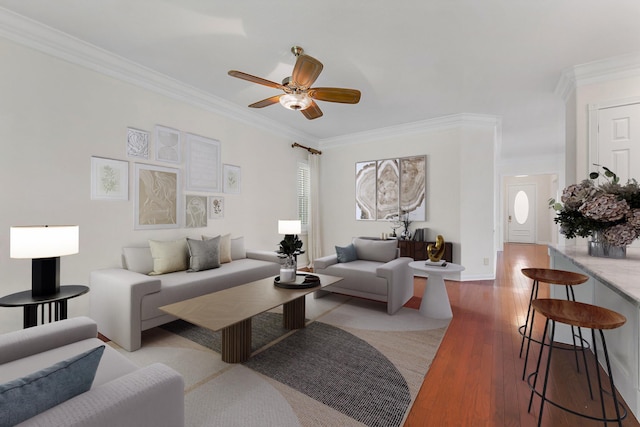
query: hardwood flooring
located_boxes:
[404,243,640,426]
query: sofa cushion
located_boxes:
[149,238,188,275]
[319,260,389,296]
[336,243,357,263]
[0,345,104,427]
[187,237,220,272]
[122,247,153,274]
[353,238,397,262]
[219,234,232,263]
[231,236,246,260]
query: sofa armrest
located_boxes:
[376,257,414,314]
[246,249,281,264]
[313,254,338,271]
[19,363,185,427]
[0,317,97,365]
[89,269,161,352]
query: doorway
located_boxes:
[507,183,536,243]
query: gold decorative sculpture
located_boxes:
[427,235,446,262]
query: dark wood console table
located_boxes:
[0,285,89,328]
[398,240,453,262]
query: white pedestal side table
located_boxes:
[409,261,465,319]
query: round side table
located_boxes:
[409,261,464,319]
[0,285,89,328]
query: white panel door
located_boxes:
[507,184,536,243]
[597,103,640,183]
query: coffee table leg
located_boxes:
[283,296,306,329]
[221,318,251,363]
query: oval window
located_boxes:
[514,191,529,225]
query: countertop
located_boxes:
[549,244,640,305]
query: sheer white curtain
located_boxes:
[307,153,322,267]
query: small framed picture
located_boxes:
[127,127,149,159]
[223,164,241,194]
[90,157,129,201]
[185,195,208,228]
[155,125,181,164]
[209,196,224,219]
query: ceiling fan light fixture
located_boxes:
[279,93,312,111]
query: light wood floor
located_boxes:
[404,243,640,426]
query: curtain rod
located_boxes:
[292,142,322,155]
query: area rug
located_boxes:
[110,294,449,427]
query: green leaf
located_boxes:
[589,172,599,179]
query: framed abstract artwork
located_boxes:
[185,133,221,192]
[134,163,181,230]
[355,155,427,221]
[154,125,181,164]
[90,156,128,201]
[223,164,241,194]
[185,195,208,228]
[126,127,149,159]
[208,196,224,219]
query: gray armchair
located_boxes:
[313,238,414,314]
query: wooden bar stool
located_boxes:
[519,268,590,386]
[527,299,627,427]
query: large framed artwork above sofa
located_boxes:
[355,155,426,221]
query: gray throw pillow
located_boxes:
[336,244,358,263]
[187,236,220,272]
[0,345,105,427]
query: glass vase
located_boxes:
[588,231,626,259]
[279,255,297,282]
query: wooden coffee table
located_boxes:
[159,273,342,363]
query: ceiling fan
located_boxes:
[228,46,361,120]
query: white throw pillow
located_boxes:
[148,238,188,275]
[122,247,153,274]
[230,236,246,260]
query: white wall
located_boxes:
[319,119,497,280]
[0,38,307,332]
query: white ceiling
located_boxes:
[1,0,639,160]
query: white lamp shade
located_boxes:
[10,225,79,259]
[278,220,301,235]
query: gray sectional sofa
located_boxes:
[89,236,281,351]
[314,237,413,314]
[0,317,184,427]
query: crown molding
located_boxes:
[555,52,640,102]
[319,113,500,148]
[0,7,316,144]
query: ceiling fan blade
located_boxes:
[248,95,281,108]
[302,101,323,120]
[308,87,361,104]
[228,70,283,89]
[292,54,324,89]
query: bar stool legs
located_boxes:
[527,299,627,427]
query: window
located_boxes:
[297,162,310,232]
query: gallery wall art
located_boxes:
[134,163,181,229]
[186,133,221,192]
[90,156,128,201]
[355,155,426,221]
[209,196,224,219]
[126,127,149,159]
[185,195,208,228]
[223,164,241,194]
[155,125,181,164]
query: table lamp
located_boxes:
[10,225,79,297]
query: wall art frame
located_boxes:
[355,155,427,221]
[134,163,181,230]
[208,196,224,219]
[223,164,241,194]
[185,133,221,192]
[90,156,129,201]
[154,125,181,164]
[126,127,149,159]
[185,195,208,228]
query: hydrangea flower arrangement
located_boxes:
[549,165,640,247]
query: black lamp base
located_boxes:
[32,257,60,298]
